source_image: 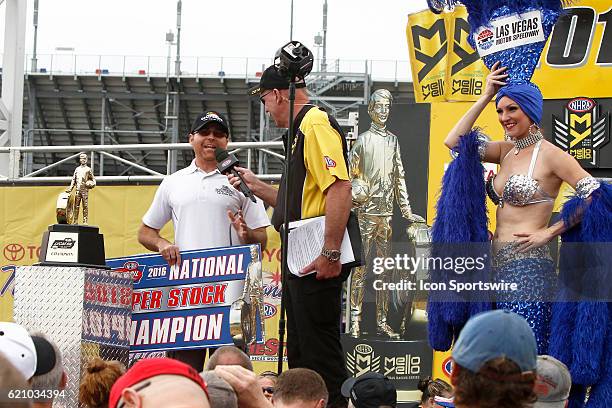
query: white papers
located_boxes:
[287,216,355,277]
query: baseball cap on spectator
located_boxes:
[31,335,57,376]
[341,372,397,408]
[248,65,306,97]
[0,322,37,379]
[108,358,208,408]
[200,371,238,408]
[452,310,537,373]
[190,111,230,136]
[534,355,571,408]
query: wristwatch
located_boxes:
[321,248,341,262]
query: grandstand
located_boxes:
[0,55,415,181]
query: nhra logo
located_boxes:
[50,238,76,250]
[263,303,277,318]
[324,156,336,169]
[476,29,494,50]
[114,261,144,284]
[553,97,610,168]
[442,357,453,377]
[346,344,381,377]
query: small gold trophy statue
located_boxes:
[230,245,264,347]
[39,153,106,267]
[57,153,96,224]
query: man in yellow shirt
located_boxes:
[228,65,352,408]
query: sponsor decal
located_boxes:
[473,10,545,57]
[324,156,337,169]
[347,344,381,377]
[442,356,453,377]
[263,302,277,318]
[113,261,145,284]
[4,244,25,262]
[45,232,79,263]
[476,28,494,50]
[248,337,288,361]
[215,185,235,197]
[51,238,76,249]
[553,97,610,168]
[202,112,222,122]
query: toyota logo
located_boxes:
[4,244,25,262]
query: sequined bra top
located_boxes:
[486,140,555,207]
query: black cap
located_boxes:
[341,373,397,408]
[31,335,56,376]
[190,111,230,136]
[248,65,306,97]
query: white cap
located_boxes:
[534,355,571,408]
[0,322,37,379]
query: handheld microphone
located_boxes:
[215,148,257,203]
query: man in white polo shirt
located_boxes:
[138,110,269,369]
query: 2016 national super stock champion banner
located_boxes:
[106,245,264,352]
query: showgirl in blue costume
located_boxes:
[427,1,612,406]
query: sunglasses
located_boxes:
[262,387,275,394]
[117,380,152,408]
[259,90,273,105]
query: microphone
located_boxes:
[215,148,257,203]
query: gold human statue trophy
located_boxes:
[57,153,96,224]
[230,245,264,346]
[348,89,425,339]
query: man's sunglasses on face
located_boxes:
[259,90,273,105]
[196,127,227,138]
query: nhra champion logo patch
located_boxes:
[476,28,494,50]
[324,156,336,169]
[553,97,610,168]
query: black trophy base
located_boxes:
[38,224,108,269]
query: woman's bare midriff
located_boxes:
[493,201,554,243]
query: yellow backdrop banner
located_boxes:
[444,6,489,102]
[0,185,173,321]
[407,9,449,103]
[533,0,612,98]
[408,0,611,101]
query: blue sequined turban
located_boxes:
[496,83,543,124]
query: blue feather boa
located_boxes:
[549,182,612,406]
[428,129,491,351]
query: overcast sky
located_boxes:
[1,0,430,64]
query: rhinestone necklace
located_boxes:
[513,130,543,154]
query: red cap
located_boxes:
[108,358,208,408]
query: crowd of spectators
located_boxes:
[0,310,573,408]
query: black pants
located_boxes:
[285,273,348,408]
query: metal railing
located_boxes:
[1,53,413,83]
[0,141,284,183]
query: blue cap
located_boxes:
[452,310,537,373]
